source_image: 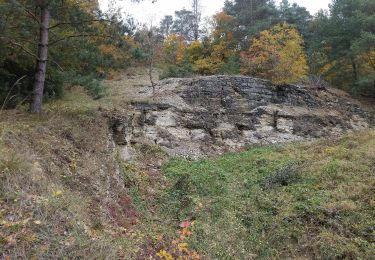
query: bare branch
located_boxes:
[0,37,39,60]
[49,19,110,30]
[0,36,64,71]
[49,34,108,45]
[25,9,40,24]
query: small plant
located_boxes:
[263,162,301,188]
[308,75,329,90]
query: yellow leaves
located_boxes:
[0,218,33,228]
[68,151,78,172]
[186,41,204,63]
[358,49,375,72]
[157,250,174,260]
[155,220,200,259]
[161,12,236,76]
[191,37,234,75]
[52,190,63,197]
[161,34,187,65]
[192,58,212,74]
[241,23,309,84]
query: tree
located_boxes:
[224,0,279,48]
[278,0,312,40]
[191,0,202,41]
[172,9,195,41]
[159,15,174,38]
[0,0,147,113]
[308,0,375,95]
[161,34,187,66]
[1,0,106,113]
[159,34,192,79]
[30,0,50,113]
[189,12,238,75]
[136,24,162,96]
[241,23,308,84]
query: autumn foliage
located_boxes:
[160,12,238,77]
[241,23,308,84]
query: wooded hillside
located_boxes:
[0,0,374,112]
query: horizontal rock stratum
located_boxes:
[109,76,373,159]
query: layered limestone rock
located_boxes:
[109,76,372,159]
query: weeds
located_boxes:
[160,130,375,259]
[262,162,302,188]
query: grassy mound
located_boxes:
[159,130,375,259]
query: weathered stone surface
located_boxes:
[109,76,373,159]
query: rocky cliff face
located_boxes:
[109,76,372,159]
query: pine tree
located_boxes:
[309,0,375,95]
[224,0,279,48]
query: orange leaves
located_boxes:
[241,23,309,85]
[212,12,235,32]
[155,220,200,260]
[98,44,122,60]
[161,34,187,66]
[160,11,238,76]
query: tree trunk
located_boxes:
[30,6,50,113]
[149,54,155,98]
[352,59,358,82]
[192,0,200,41]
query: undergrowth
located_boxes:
[159,131,375,259]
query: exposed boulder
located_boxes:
[109,76,373,159]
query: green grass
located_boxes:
[158,131,375,259]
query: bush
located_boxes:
[307,75,330,90]
[69,73,106,100]
[352,76,375,97]
[159,62,193,80]
[262,162,301,188]
[218,54,240,75]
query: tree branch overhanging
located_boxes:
[0,36,64,71]
[49,34,111,46]
[49,19,110,30]
[25,9,40,24]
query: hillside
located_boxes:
[1,70,374,259]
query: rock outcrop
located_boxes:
[109,76,373,159]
